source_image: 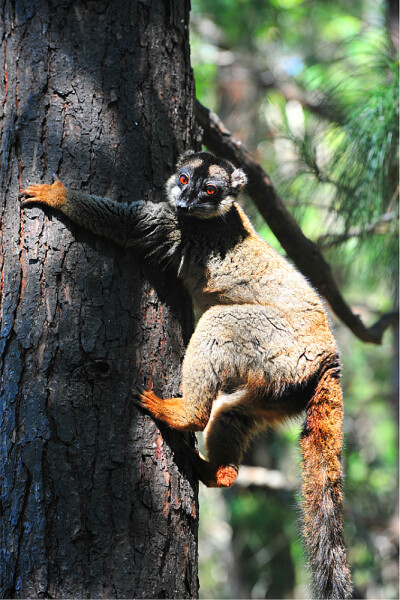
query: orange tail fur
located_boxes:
[299,364,353,599]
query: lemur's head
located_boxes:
[166,151,247,219]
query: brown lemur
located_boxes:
[20,151,352,599]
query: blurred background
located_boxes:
[190,1,399,598]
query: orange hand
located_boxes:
[20,181,67,209]
[132,388,207,431]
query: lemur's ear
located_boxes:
[231,168,247,192]
[176,150,195,168]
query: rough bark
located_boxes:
[0,1,199,598]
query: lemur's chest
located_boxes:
[177,232,324,320]
[176,247,217,313]
[177,239,259,313]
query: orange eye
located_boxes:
[180,174,189,185]
[206,185,216,195]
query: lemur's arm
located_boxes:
[20,181,181,269]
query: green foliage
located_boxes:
[191,0,368,51]
[339,328,398,599]
[265,41,398,287]
[228,488,305,599]
[286,35,398,265]
[330,57,398,224]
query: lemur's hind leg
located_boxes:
[196,388,261,487]
[135,303,304,488]
[133,338,220,432]
[177,308,267,488]
[134,385,247,486]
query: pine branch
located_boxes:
[236,466,295,491]
[195,99,395,345]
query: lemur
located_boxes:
[20,150,352,599]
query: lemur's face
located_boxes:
[166,151,247,219]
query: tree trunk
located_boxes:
[0,1,199,598]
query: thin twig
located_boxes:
[317,212,397,249]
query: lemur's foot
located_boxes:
[20,181,67,209]
[184,444,239,488]
[133,389,239,487]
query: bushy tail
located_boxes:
[299,365,353,599]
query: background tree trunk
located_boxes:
[0,1,199,597]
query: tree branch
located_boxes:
[195,99,396,345]
[236,466,295,491]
